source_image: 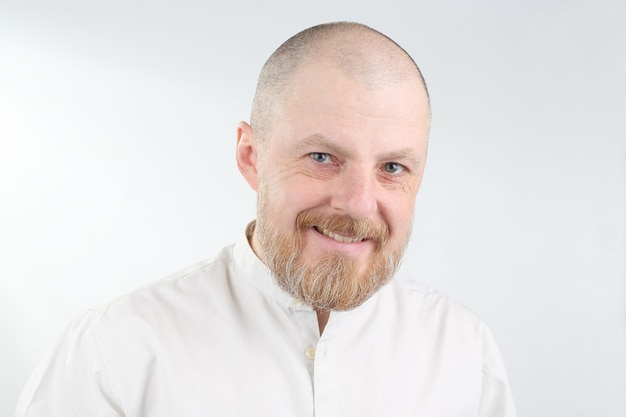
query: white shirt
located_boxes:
[16,229,516,417]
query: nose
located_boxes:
[331,167,378,219]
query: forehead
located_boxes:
[271,60,430,154]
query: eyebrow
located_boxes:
[293,134,350,158]
[294,134,422,169]
[378,148,422,169]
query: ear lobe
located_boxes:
[236,121,260,191]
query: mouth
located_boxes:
[313,226,367,244]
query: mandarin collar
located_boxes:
[233,221,314,311]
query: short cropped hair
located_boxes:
[250,22,430,141]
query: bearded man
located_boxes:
[16,22,517,416]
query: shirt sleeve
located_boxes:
[15,311,124,417]
[478,325,517,417]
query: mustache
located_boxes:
[296,211,389,246]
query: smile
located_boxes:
[313,226,365,243]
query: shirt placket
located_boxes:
[289,300,342,417]
[289,298,320,391]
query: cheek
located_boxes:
[266,175,327,221]
[286,174,329,202]
[384,196,416,237]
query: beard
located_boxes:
[255,193,410,311]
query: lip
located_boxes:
[304,226,373,257]
[313,226,365,243]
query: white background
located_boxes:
[1,1,624,415]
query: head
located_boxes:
[236,22,431,311]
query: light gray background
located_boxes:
[1,1,624,415]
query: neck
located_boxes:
[316,309,330,335]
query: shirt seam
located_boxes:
[87,311,124,411]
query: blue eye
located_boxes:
[310,153,331,163]
[384,162,404,174]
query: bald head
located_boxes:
[250,22,430,141]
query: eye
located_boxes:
[310,152,332,163]
[383,162,405,174]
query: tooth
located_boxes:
[319,228,358,243]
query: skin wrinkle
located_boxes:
[291,134,423,172]
[293,148,417,195]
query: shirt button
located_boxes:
[305,346,316,361]
[292,298,304,307]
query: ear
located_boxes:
[236,121,260,191]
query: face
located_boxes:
[238,60,430,311]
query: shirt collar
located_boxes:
[233,221,314,311]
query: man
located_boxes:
[16,22,516,416]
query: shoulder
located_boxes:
[81,243,238,331]
[123,243,237,298]
[384,278,483,322]
[374,278,497,350]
